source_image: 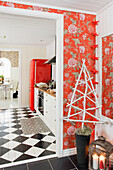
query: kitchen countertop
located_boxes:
[35,86,56,97]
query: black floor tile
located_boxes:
[0,138,9,146]
[0,147,10,156]
[0,132,9,138]
[12,124,21,129]
[24,115,34,118]
[13,144,31,152]
[11,116,19,119]
[31,134,46,140]
[34,141,51,149]
[39,150,56,157]
[0,126,9,131]
[13,136,28,143]
[12,129,23,135]
[14,154,35,162]
[0,158,11,165]
[4,164,27,170]
[69,155,89,170]
[77,167,88,170]
[28,160,52,170]
[11,120,20,123]
[48,132,55,136]
[69,154,77,166]
[49,157,75,170]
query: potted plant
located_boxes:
[2,75,4,83]
[75,126,92,169]
[0,75,4,84]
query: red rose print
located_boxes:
[67,126,76,135]
[68,24,77,33]
[68,58,77,67]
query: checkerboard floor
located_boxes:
[0,107,56,165]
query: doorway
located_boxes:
[0,6,63,169]
[0,50,20,109]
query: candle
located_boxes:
[93,154,98,169]
[99,155,105,169]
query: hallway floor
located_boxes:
[0,107,56,168]
[0,155,78,170]
[0,154,113,170]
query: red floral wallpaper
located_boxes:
[0,1,96,149]
[102,34,113,119]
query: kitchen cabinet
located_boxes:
[34,87,56,135]
[34,88,38,112]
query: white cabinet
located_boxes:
[39,92,56,135]
[34,88,39,113]
[34,88,56,135]
[44,93,56,135]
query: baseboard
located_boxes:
[62,148,77,157]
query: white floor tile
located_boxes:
[40,132,50,135]
[23,138,39,146]
[41,136,55,143]
[21,134,34,138]
[0,98,19,109]
[3,133,18,140]
[2,140,20,149]
[46,143,56,152]
[1,150,22,162]
[25,146,44,157]
[4,127,17,133]
[6,123,17,127]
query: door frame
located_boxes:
[0,5,64,168]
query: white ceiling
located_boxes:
[0,13,56,46]
[2,0,113,13]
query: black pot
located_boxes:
[75,134,90,168]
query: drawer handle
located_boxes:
[46,100,48,102]
[54,119,56,122]
[46,111,48,113]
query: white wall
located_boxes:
[0,44,47,106]
[46,41,56,81]
[11,67,19,91]
[96,3,113,150]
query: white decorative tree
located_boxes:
[64,59,103,129]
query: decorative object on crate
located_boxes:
[89,136,113,170]
[75,126,92,168]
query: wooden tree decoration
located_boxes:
[64,59,103,128]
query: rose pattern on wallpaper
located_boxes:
[0,1,96,149]
[102,34,113,119]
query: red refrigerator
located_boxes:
[29,59,51,111]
